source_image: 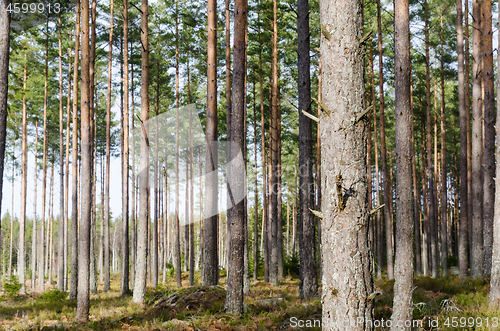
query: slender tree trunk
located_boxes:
[319,0,373,326]
[424,1,438,278]
[457,0,468,278]
[32,122,39,290]
[226,0,247,313]
[132,0,149,304]
[104,0,114,292]
[377,0,393,279]
[131,64,136,286]
[482,0,494,275]
[121,0,130,295]
[298,0,317,299]
[203,0,219,286]
[76,0,92,319]
[8,157,14,280]
[410,75,421,276]
[64,51,72,292]
[471,0,483,278]
[70,0,80,301]
[391,0,413,327]
[57,18,65,292]
[19,57,27,294]
[440,16,447,276]
[253,92,259,281]
[489,15,500,305]
[0,0,10,290]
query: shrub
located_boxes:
[3,275,22,298]
[42,289,68,302]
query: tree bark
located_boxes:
[104,0,114,292]
[0,0,10,290]
[391,0,413,327]
[457,0,468,278]
[440,15,447,276]
[76,0,93,319]
[298,0,317,299]
[482,0,494,276]
[377,0,393,280]
[489,15,500,306]
[19,55,27,294]
[203,0,219,286]
[132,0,149,304]
[319,0,374,327]
[226,0,247,314]
[32,122,39,290]
[57,18,65,292]
[471,0,483,278]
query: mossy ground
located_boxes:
[0,272,497,330]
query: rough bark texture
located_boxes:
[32,122,39,290]
[202,0,219,286]
[70,0,80,300]
[377,0,393,280]
[391,0,414,328]
[132,0,149,304]
[225,0,246,314]
[482,0,494,276]
[457,0,468,278]
[490,15,500,305]
[57,21,65,292]
[471,0,483,278]
[298,0,317,300]
[76,0,92,320]
[319,0,373,328]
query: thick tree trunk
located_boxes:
[377,0,393,280]
[391,0,414,327]
[457,0,468,278]
[319,0,373,327]
[132,0,149,304]
[471,0,483,278]
[298,0,317,299]
[226,0,247,314]
[482,0,494,276]
[0,0,10,290]
[70,0,80,301]
[76,0,92,319]
[19,57,27,294]
[202,0,219,286]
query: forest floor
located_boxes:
[0,270,497,330]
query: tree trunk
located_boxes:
[226,0,247,313]
[457,0,468,278]
[32,122,39,290]
[19,56,27,294]
[489,15,500,305]
[153,62,160,288]
[298,0,317,299]
[440,16,447,276]
[424,1,438,278]
[202,0,219,287]
[471,0,483,278]
[377,0,393,280]
[57,18,65,292]
[104,0,114,292]
[482,0,494,276]
[64,50,72,292]
[132,0,149,304]
[76,0,92,319]
[121,0,130,296]
[319,0,374,326]
[391,0,413,327]
[0,0,10,290]
[70,0,80,301]
[253,91,259,281]
[131,64,136,286]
